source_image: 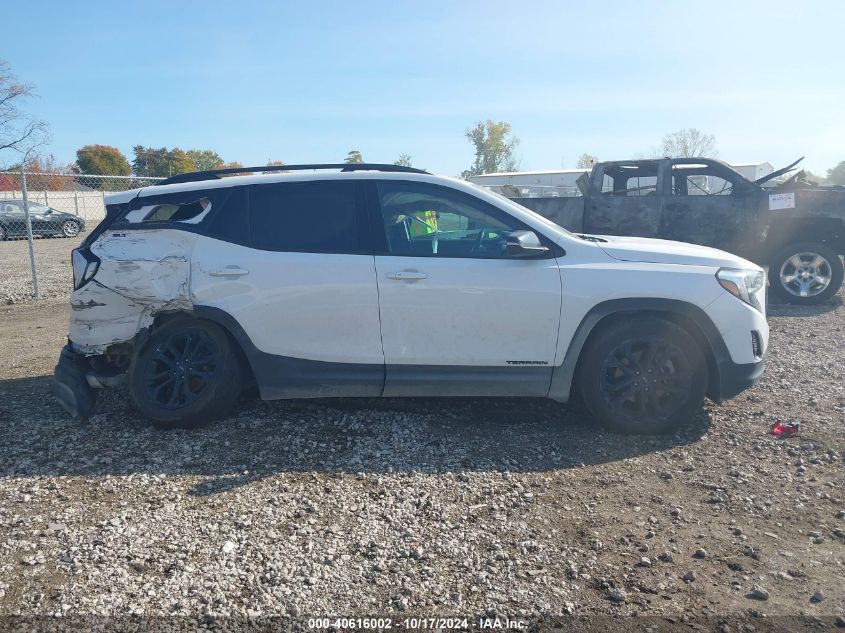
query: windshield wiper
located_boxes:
[576,234,607,243]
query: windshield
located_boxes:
[473,184,577,238]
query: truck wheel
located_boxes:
[579,317,707,435]
[769,242,843,305]
[129,318,242,429]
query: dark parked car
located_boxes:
[510,158,845,305]
[0,200,85,240]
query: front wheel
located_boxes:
[129,318,242,429]
[579,317,707,435]
[768,242,843,305]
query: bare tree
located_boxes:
[0,60,49,160]
[660,128,717,158]
[394,154,413,167]
[576,153,598,169]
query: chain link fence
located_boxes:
[0,171,163,303]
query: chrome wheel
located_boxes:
[62,221,80,238]
[779,252,833,298]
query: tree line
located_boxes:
[65,145,416,179]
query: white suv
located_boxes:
[52,164,768,434]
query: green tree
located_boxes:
[460,119,519,179]
[661,128,717,158]
[186,149,223,171]
[576,153,598,169]
[75,145,131,176]
[169,148,194,175]
[132,146,194,177]
[344,150,364,164]
[826,161,845,185]
[394,154,413,167]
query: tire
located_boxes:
[0,225,6,241]
[61,220,81,238]
[129,318,242,429]
[578,317,707,435]
[768,241,843,305]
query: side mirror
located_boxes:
[506,230,549,257]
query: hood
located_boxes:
[755,156,803,185]
[593,234,759,269]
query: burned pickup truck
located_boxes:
[509,158,845,305]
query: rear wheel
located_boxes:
[129,318,242,429]
[579,317,707,434]
[0,224,6,241]
[768,241,843,305]
[61,220,81,238]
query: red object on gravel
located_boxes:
[770,421,801,438]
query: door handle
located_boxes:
[386,271,427,281]
[209,266,249,277]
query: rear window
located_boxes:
[248,181,359,252]
[118,188,226,226]
[124,196,212,224]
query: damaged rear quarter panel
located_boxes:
[68,229,199,354]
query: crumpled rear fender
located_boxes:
[68,229,198,355]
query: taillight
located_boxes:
[71,247,100,290]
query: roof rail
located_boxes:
[155,163,429,186]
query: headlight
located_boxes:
[716,268,766,313]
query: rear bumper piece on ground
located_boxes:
[52,345,97,421]
[712,352,767,401]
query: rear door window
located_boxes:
[248,181,361,253]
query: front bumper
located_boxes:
[52,345,97,421]
[712,351,767,402]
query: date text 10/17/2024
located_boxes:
[307,617,528,630]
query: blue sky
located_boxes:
[3,1,843,176]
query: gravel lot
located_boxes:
[0,235,82,304]
[0,245,843,630]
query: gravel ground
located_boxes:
[0,253,843,629]
[0,235,83,304]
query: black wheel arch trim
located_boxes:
[189,301,755,404]
[547,297,737,403]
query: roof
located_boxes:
[105,169,467,205]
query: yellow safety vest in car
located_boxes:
[408,209,438,237]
